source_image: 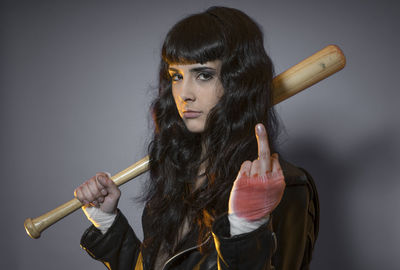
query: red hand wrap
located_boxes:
[229,171,285,221]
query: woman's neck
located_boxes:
[192,161,206,191]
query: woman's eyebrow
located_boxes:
[168,66,217,74]
[168,67,179,73]
[189,67,217,73]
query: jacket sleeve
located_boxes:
[212,214,277,270]
[80,210,142,270]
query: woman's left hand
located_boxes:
[228,123,286,221]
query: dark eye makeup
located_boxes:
[168,66,218,82]
[196,72,214,81]
[170,72,183,81]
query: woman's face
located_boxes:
[169,60,224,133]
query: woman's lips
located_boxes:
[183,111,202,118]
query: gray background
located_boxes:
[1,0,399,269]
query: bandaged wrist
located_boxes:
[82,207,117,234]
[228,212,269,236]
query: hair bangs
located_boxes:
[162,13,225,65]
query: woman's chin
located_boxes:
[183,120,205,133]
[186,126,205,133]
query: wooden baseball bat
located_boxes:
[24,44,346,239]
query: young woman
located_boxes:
[74,6,319,270]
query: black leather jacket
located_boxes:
[80,159,319,270]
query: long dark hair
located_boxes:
[142,6,280,255]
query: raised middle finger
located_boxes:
[255,123,272,174]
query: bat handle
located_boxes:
[24,156,150,239]
[24,198,82,239]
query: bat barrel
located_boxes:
[272,44,346,105]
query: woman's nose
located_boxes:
[180,79,196,102]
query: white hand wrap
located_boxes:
[228,212,269,236]
[83,206,117,234]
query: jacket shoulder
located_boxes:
[279,158,310,186]
[278,158,319,223]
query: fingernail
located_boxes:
[256,124,263,133]
[97,175,104,181]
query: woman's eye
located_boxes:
[170,73,182,82]
[197,72,213,81]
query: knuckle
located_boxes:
[74,188,82,200]
[97,172,108,179]
[89,179,97,188]
[240,161,250,169]
[259,151,268,159]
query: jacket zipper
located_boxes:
[161,235,211,270]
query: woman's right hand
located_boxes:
[74,172,121,214]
